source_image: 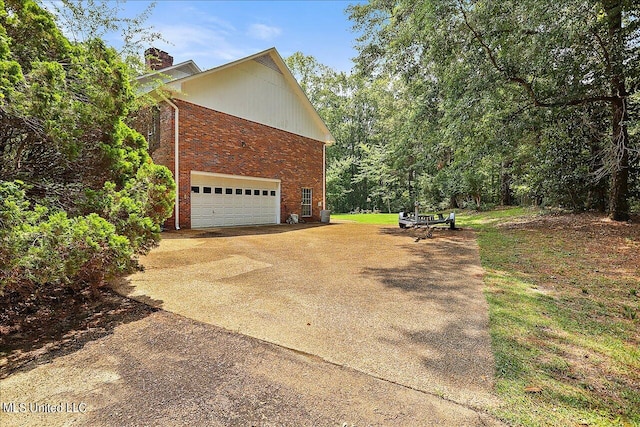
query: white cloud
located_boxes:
[151,23,250,67]
[202,15,237,34]
[155,24,224,50]
[139,6,281,70]
[247,23,282,41]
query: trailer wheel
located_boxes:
[399,223,406,229]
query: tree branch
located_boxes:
[456,1,617,108]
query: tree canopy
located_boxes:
[294,0,638,218]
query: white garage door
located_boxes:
[190,173,280,228]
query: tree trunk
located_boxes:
[501,159,513,206]
[587,124,607,212]
[450,194,459,209]
[605,0,630,221]
[608,96,630,221]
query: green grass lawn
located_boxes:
[331,212,400,225]
[469,209,639,426]
[332,207,527,227]
[334,208,640,426]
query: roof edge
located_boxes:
[136,60,202,80]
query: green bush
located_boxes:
[103,162,175,254]
[0,2,176,298]
[0,177,173,295]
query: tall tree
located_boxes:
[350,0,639,219]
[1,0,174,293]
[44,0,160,73]
[2,0,142,206]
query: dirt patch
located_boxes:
[0,285,156,380]
[498,212,640,301]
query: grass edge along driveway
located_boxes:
[334,210,640,427]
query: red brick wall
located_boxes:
[149,103,177,228]
[151,99,325,229]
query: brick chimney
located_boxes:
[145,48,174,71]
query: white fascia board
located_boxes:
[136,60,202,81]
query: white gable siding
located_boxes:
[173,59,327,143]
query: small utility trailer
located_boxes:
[398,203,456,238]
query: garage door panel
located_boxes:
[191,174,279,228]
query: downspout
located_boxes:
[323,143,326,210]
[164,98,180,230]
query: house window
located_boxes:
[254,189,260,196]
[262,190,268,196]
[245,189,252,195]
[147,106,160,153]
[203,187,212,194]
[270,190,276,196]
[214,187,223,194]
[301,188,312,217]
[236,188,243,195]
[191,186,200,193]
[225,188,233,195]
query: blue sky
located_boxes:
[112,0,364,73]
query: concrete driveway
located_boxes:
[1,222,503,426]
[117,223,497,407]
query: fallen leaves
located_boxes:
[524,385,543,393]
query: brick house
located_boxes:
[135,47,334,229]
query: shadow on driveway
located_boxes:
[162,222,331,240]
[0,287,157,380]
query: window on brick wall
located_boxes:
[147,106,160,153]
[301,188,312,217]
